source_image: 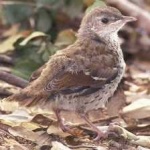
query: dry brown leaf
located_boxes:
[51,141,71,150]
[2,24,20,37]
[0,34,23,53]
[8,126,52,146]
[0,109,33,122]
[109,124,150,148]
[8,126,39,141]
[132,136,150,148]
[55,29,76,48]
[31,114,53,127]
[107,87,126,117]
[138,146,150,150]
[47,123,69,137]
[20,122,41,131]
[83,0,95,7]
[121,98,150,120]
[129,60,150,81]
[3,138,30,150]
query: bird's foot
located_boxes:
[93,124,119,141]
[54,108,74,134]
[93,130,107,141]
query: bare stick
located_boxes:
[106,0,150,33]
[0,55,14,64]
[0,71,28,88]
[0,88,12,96]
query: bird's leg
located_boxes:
[54,109,73,134]
[80,113,106,141]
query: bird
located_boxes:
[1,6,136,140]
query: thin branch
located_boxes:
[0,88,12,97]
[0,55,14,64]
[106,0,150,33]
[0,1,35,7]
[0,71,28,88]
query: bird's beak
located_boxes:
[122,16,137,22]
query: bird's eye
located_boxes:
[101,18,109,24]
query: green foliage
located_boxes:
[63,0,84,18]
[36,0,64,8]
[2,4,33,24]
[12,32,58,80]
[0,0,96,80]
[35,8,52,33]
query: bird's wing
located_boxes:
[30,64,46,82]
[3,42,119,108]
[45,54,118,96]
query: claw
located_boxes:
[80,113,108,141]
[93,131,107,141]
[54,108,74,134]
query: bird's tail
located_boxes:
[0,89,52,114]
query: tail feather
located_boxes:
[0,91,33,112]
[0,89,53,114]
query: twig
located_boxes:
[76,115,118,128]
[0,88,12,96]
[0,71,28,88]
[0,1,35,7]
[106,0,150,33]
[0,122,11,132]
[0,55,14,64]
[109,124,150,148]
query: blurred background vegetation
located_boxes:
[0,0,149,81]
[0,0,98,79]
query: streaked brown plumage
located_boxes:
[2,6,136,140]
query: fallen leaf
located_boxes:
[121,98,150,120]
[0,109,33,122]
[107,87,126,117]
[4,138,29,150]
[2,24,20,37]
[0,34,23,53]
[51,141,71,150]
[109,124,150,148]
[83,0,95,7]
[19,31,48,46]
[55,29,76,48]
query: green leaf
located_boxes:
[20,32,48,46]
[12,45,41,79]
[41,45,57,62]
[85,0,106,14]
[35,8,52,32]
[12,32,57,80]
[55,29,76,48]
[0,34,23,53]
[36,0,64,9]
[63,0,84,18]
[2,4,33,25]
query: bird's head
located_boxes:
[78,6,136,40]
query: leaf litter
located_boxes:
[0,0,150,149]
